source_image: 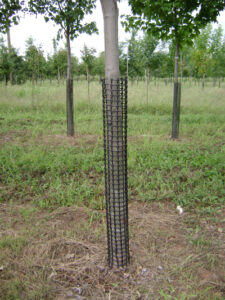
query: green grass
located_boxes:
[0,79,224,209]
[0,78,224,299]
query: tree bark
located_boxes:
[66,31,74,136]
[171,43,181,139]
[101,0,129,268]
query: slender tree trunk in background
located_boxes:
[87,65,90,104]
[32,70,34,99]
[7,28,13,86]
[66,31,74,136]
[57,67,61,85]
[172,43,181,139]
[146,67,150,105]
[202,74,205,90]
[219,77,221,88]
[213,77,216,87]
[4,75,7,87]
[101,0,129,268]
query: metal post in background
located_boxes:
[102,78,129,268]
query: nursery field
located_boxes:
[0,80,224,299]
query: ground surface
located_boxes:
[0,80,224,299]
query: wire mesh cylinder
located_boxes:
[102,78,129,268]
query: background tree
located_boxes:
[92,51,105,79]
[126,30,143,85]
[29,0,97,136]
[81,44,96,103]
[127,0,225,139]
[0,36,10,85]
[210,25,225,86]
[140,33,158,104]
[0,0,24,85]
[53,47,68,84]
[52,38,61,85]
[25,37,45,97]
[192,25,212,89]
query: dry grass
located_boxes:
[0,201,224,299]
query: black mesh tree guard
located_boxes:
[102,78,129,268]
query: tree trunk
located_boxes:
[171,43,181,139]
[146,67,150,105]
[87,65,90,104]
[66,31,74,136]
[7,28,13,86]
[4,75,8,87]
[32,71,34,99]
[101,0,129,268]
[57,67,61,85]
[202,74,205,90]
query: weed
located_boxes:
[0,236,27,255]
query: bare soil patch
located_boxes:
[38,134,100,148]
[0,131,101,148]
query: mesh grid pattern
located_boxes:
[102,78,129,268]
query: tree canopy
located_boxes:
[28,0,97,40]
[0,0,24,33]
[126,0,225,46]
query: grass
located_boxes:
[0,79,224,299]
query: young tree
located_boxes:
[192,25,212,89]
[0,0,24,85]
[126,30,143,85]
[92,51,105,79]
[25,37,45,97]
[100,0,129,268]
[210,25,225,85]
[126,0,225,138]
[81,44,96,103]
[0,36,10,85]
[29,0,97,136]
[53,47,68,84]
[52,38,61,85]
[140,33,158,104]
